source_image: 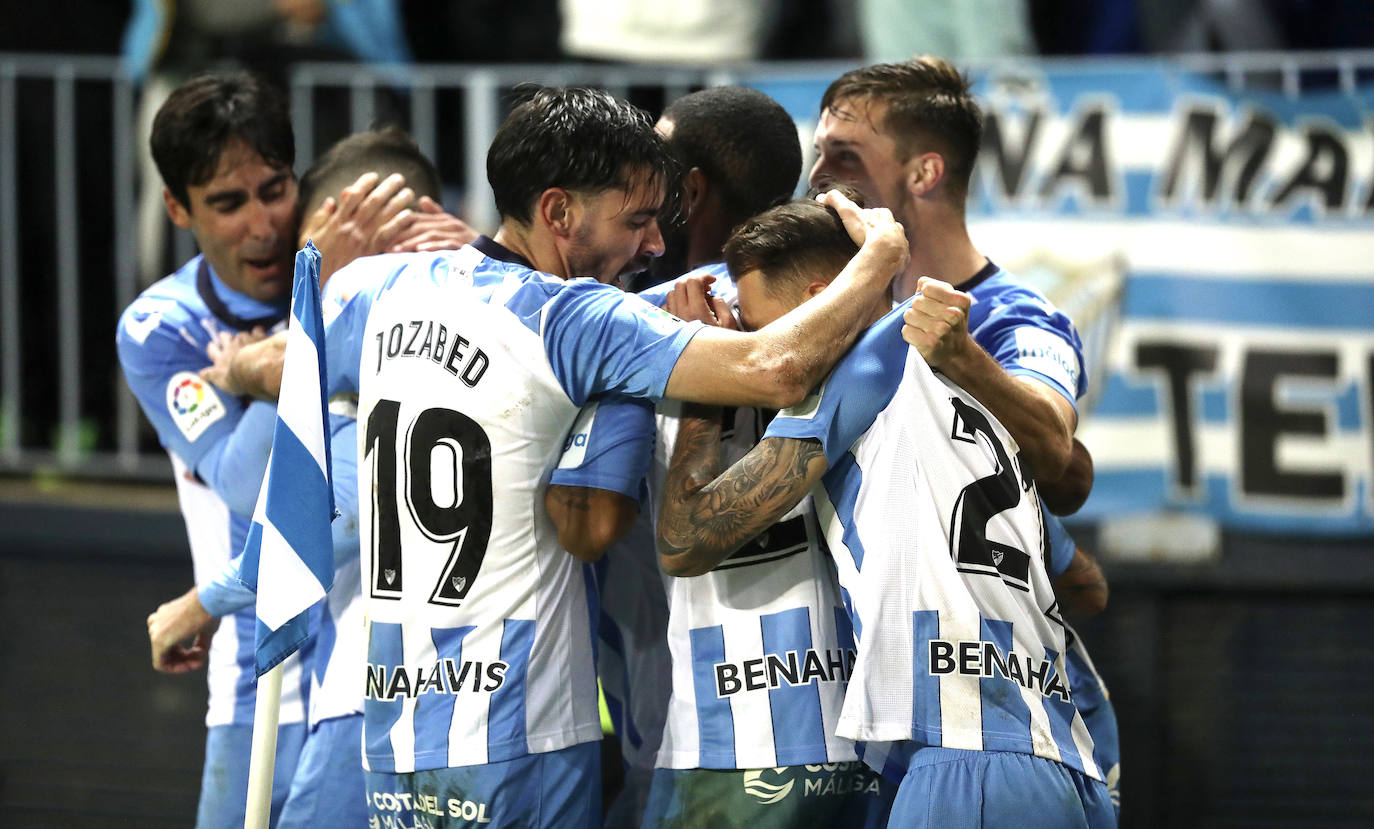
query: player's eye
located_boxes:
[212,196,246,214]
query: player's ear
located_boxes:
[683,167,708,220]
[804,279,830,299]
[537,188,577,238]
[163,187,192,230]
[906,152,944,199]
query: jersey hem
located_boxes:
[364,722,604,773]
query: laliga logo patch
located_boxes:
[166,371,226,442]
[742,767,795,804]
[171,376,204,415]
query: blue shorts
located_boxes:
[197,721,306,829]
[888,747,1115,829]
[277,714,367,829]
[642,762,895,829]
[365,740,600,829]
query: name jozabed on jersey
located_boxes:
[373,317,491,388]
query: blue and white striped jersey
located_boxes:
[765,302,1102,784]
[568,264,861,770]
[116,255,308,728]
[323,239,704,774]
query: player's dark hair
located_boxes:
[724,199,859,297]
[487,86,680,225]
[298,126,442,218]
[150,71,294,209]
[661,86,802,228]
[820,56,983,205]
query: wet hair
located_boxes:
[724,198,859,298]
[298,126,442,218]
[487,86,680,224]
[820,56,983,204]
[661,86,802,227]
[150,71,294,209]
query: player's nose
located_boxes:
[641,220,666,258]
[809,157,832,190]
[244,199,279,241]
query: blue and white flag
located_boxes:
[240,241,336,676]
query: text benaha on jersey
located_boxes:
[715,647,856,698]
[374,318,490,387]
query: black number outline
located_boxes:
[947,397,1033,592]
[364,399,493,607]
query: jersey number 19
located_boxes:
[365,399,493,607]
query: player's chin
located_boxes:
[242,258,293,301]
[613,259,651,288]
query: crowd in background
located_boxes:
[4,0,1372,72]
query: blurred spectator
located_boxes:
[1140,0,1283,53]
[1139,0,1374,53]
[123,0,411,285]
[403,0,560,63]
[560,0,780,63]
[860,0,1036,62]
[1030,0,1141,55]
[765,0,860,60]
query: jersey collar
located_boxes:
[471,235,534,270]
[196,258,288,331]
[955,258,1000,293]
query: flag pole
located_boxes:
[240,240,331,829]
[244,661,284,829]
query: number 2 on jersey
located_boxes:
[948,397,1032,591]
[365,399,493,606]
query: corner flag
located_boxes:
[239,240,336,675]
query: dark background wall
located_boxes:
[0,486,205,829]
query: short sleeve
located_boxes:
[117,304,247,470]
[764,306,908,467]
[550,394,655,498]
[540,280,703,407]
[973,296,1086,408]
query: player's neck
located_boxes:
[492,223,566,278]
[892,216,985,302]
[685,213,731,271]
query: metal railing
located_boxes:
[1,49,1372,481]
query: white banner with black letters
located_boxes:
[752,61,1374,534]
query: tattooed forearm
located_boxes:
[657,405,827,576]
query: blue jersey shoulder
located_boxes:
[966,266,1086,404]
[116,256,212,354]
[764,302,910,467]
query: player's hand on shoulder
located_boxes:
[902,276,974,367]
[385,196,480,253]
[664,275,737,329]
[147,588,219,674]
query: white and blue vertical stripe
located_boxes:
[240,241,336,676]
